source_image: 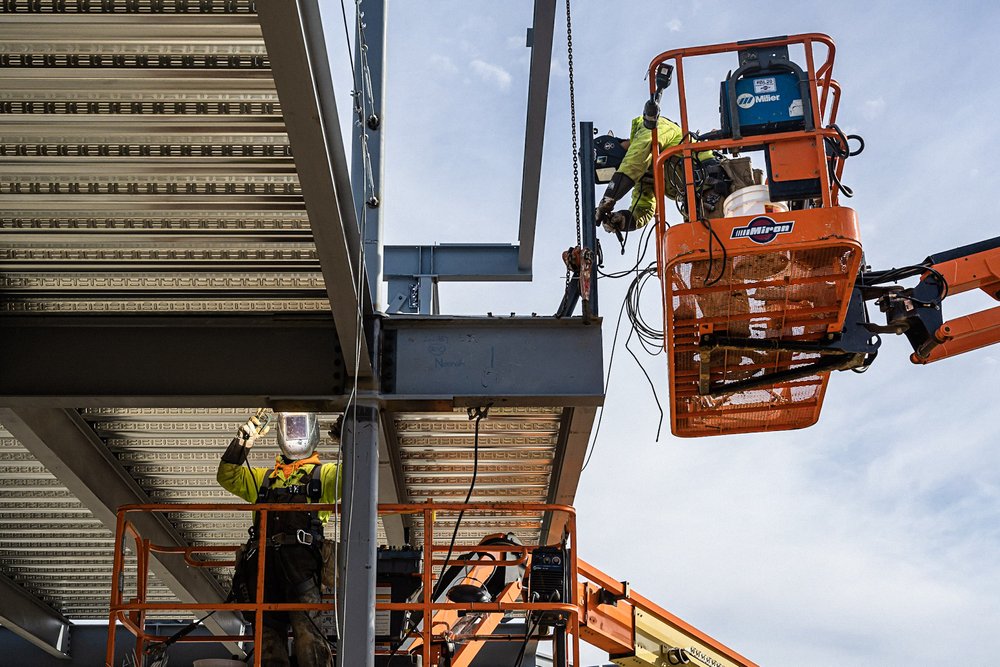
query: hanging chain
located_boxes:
[566,0,581,250]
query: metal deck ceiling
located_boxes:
[0,1,328,315]
[0,1,598,632]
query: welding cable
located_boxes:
[386,406,490,663]
[624,325,665,442]
[624,263,666,354]
[824,123,865,198]
[431,406,490,602]
[598,220,656,279]
[581,280,629,472]
[511,612,541,667]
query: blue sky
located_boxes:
[321,2,1000,664]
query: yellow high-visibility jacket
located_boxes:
[617,116,714,227]
[217,458,342,524]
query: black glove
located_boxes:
[602,210,636,234]
[595,172,635,226]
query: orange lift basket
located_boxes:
[648,34,865,437]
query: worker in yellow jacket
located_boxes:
[594,116,726,233]
[218,411,341,667]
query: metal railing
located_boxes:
[107,501,580,667]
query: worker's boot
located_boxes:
[261,624,292,667]
[289,585,334,667]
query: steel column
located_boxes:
[0,572,71,659]
[337,401,379,667]
[350,0,388,309]
[580,121,599,314]
[0,408,244,650]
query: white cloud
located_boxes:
[469,59,512,91]
[427,54,458,75]
[667,17,683,32]
[863,97,887,120]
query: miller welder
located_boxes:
[718,40,812,140]
[718,39,821,202]
[526,544,570,627]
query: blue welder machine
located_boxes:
[719,39,813,139]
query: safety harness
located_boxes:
[233,463,326,625]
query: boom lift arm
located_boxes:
[403,546,759,666]
[857,236,1000,364]
[578,559,758,667]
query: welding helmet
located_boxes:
[594,134,627,184]
[275,412,320,460]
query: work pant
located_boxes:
[260,582,333,667]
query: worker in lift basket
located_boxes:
[218,411,341,667]
[594,115,758,234]
[596,116,759,338]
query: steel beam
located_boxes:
[0,572,71,660]
[380,316,604,409]
[383,244,529,313]
[257,0,375,381]
[337,401,379,667]
[379,1,554,310]
[0,315,345,407]
[384,244,530,283]
[543,406,598,543]
[376,409,408,546]
[0,409,244,647]
[518,0,557,271]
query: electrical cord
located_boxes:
[625,325,665,442]
[386,406,490,663]
[598,220,655,279]
[824,123,865,198]
[624,263,665,354]
[431,406,490,602]
[511,612,540,667]
[581,281,628,471]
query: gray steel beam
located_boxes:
[383,244,530,282]
[351,0,388,309]
[542,406,598,543]
[0,315,345,407]
[376,410,408,546]
[518,0,557,271]
[337,401,379,667]
[257,0,375,381]
[0,572,71,660]
[0,409,244,647]
[378,2,553,302]
[380,316,604,409]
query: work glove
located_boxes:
[601,211,625,234]
[595,196,615,226]
[238,411,271,447]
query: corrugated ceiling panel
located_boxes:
[0,422,179,619]
[394,407,562,548]
[0,1,328,314]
